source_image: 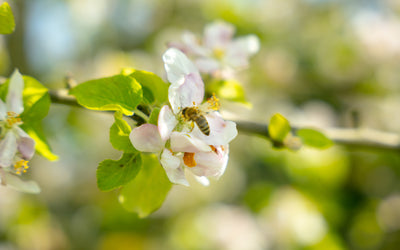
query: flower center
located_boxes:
[210,145,218,154]
[213,48,225,60]
[14,159,29,175]
[6,112,22,128]
[183,152,196,167]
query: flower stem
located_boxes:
[133,108,150,123]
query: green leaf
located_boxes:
[110,111,136,152]
[70,74,143,116]
[97,152,142,192]
[0,2,15,34]
[20,76,51,122]
[206,79,248,104]
[297,128,333,149]
[268,113,291,142]
[22,122,58,161]
[119,154,172,217]
[129,70,168,105]
[148,107,160,125]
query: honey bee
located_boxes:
[181,107,210,136]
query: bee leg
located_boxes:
[190,122,195,132]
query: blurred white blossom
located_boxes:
[169,21,259,78]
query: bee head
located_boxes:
[181,107,187,116]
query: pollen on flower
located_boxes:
[213,48,225,60]
[207,94,220,111]
[183,152,197,167]
[14,160,29,175]
[210,145,218,154]
[6,112,22,127]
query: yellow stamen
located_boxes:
[14,160,29,175]
[207,94,220,111]
[6,112,22,127]
[183,152,196,167]
[210,145,218,154]
[213,48,225,59]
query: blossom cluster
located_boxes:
[169,20,260,79]
[130,48,237,186]
[0,70,39,193]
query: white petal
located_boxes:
[194,175,210,186]
[14,127,36,160]
[160,149,189,186]
[195,58,221,73]
[192,112,238,145]
[168,85,181,114]
[163,48,199,86]
[0,99,7,120]
[204,21,235,49]
[225,35,260,69]
[3,173,41,194]
[129,124,164,152]
[6,69,24,115]
[170,132,212,153]
[158,105,177,141]
[234,35,260,55]
[168,73,204,113]
[0,131,18,168]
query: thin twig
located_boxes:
[49,89,400,152]
[49,89,81,107]
[236,120,400,152]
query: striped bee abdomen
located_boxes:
[181,107,210,136]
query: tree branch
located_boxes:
[49,89,400,152]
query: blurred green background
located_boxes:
[2,0,400,249]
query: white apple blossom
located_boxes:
[0,70,39,194]
[129,48,237,186]
[169,20,260,78]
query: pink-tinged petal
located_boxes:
[189,146,228,178]
[163,48,199,86]
[193,175,210,186]
[213,145,229,180]
[192,112,238,145]
[195,58,221,73]
[168,73,204,113]
[158,105,177,141]
[204,21,235,50]
[0,99,7,120]
[3,173,41,194]
[168,32,205,56]
[167,41,188,54]
[225,35,260,69]
[0,131,17,168]
[6,69,24,115]
[160,149,189,186]
[170,132,212,153]
[181,31,209,56]
[129,124,164,152]
[14,127,35,160]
